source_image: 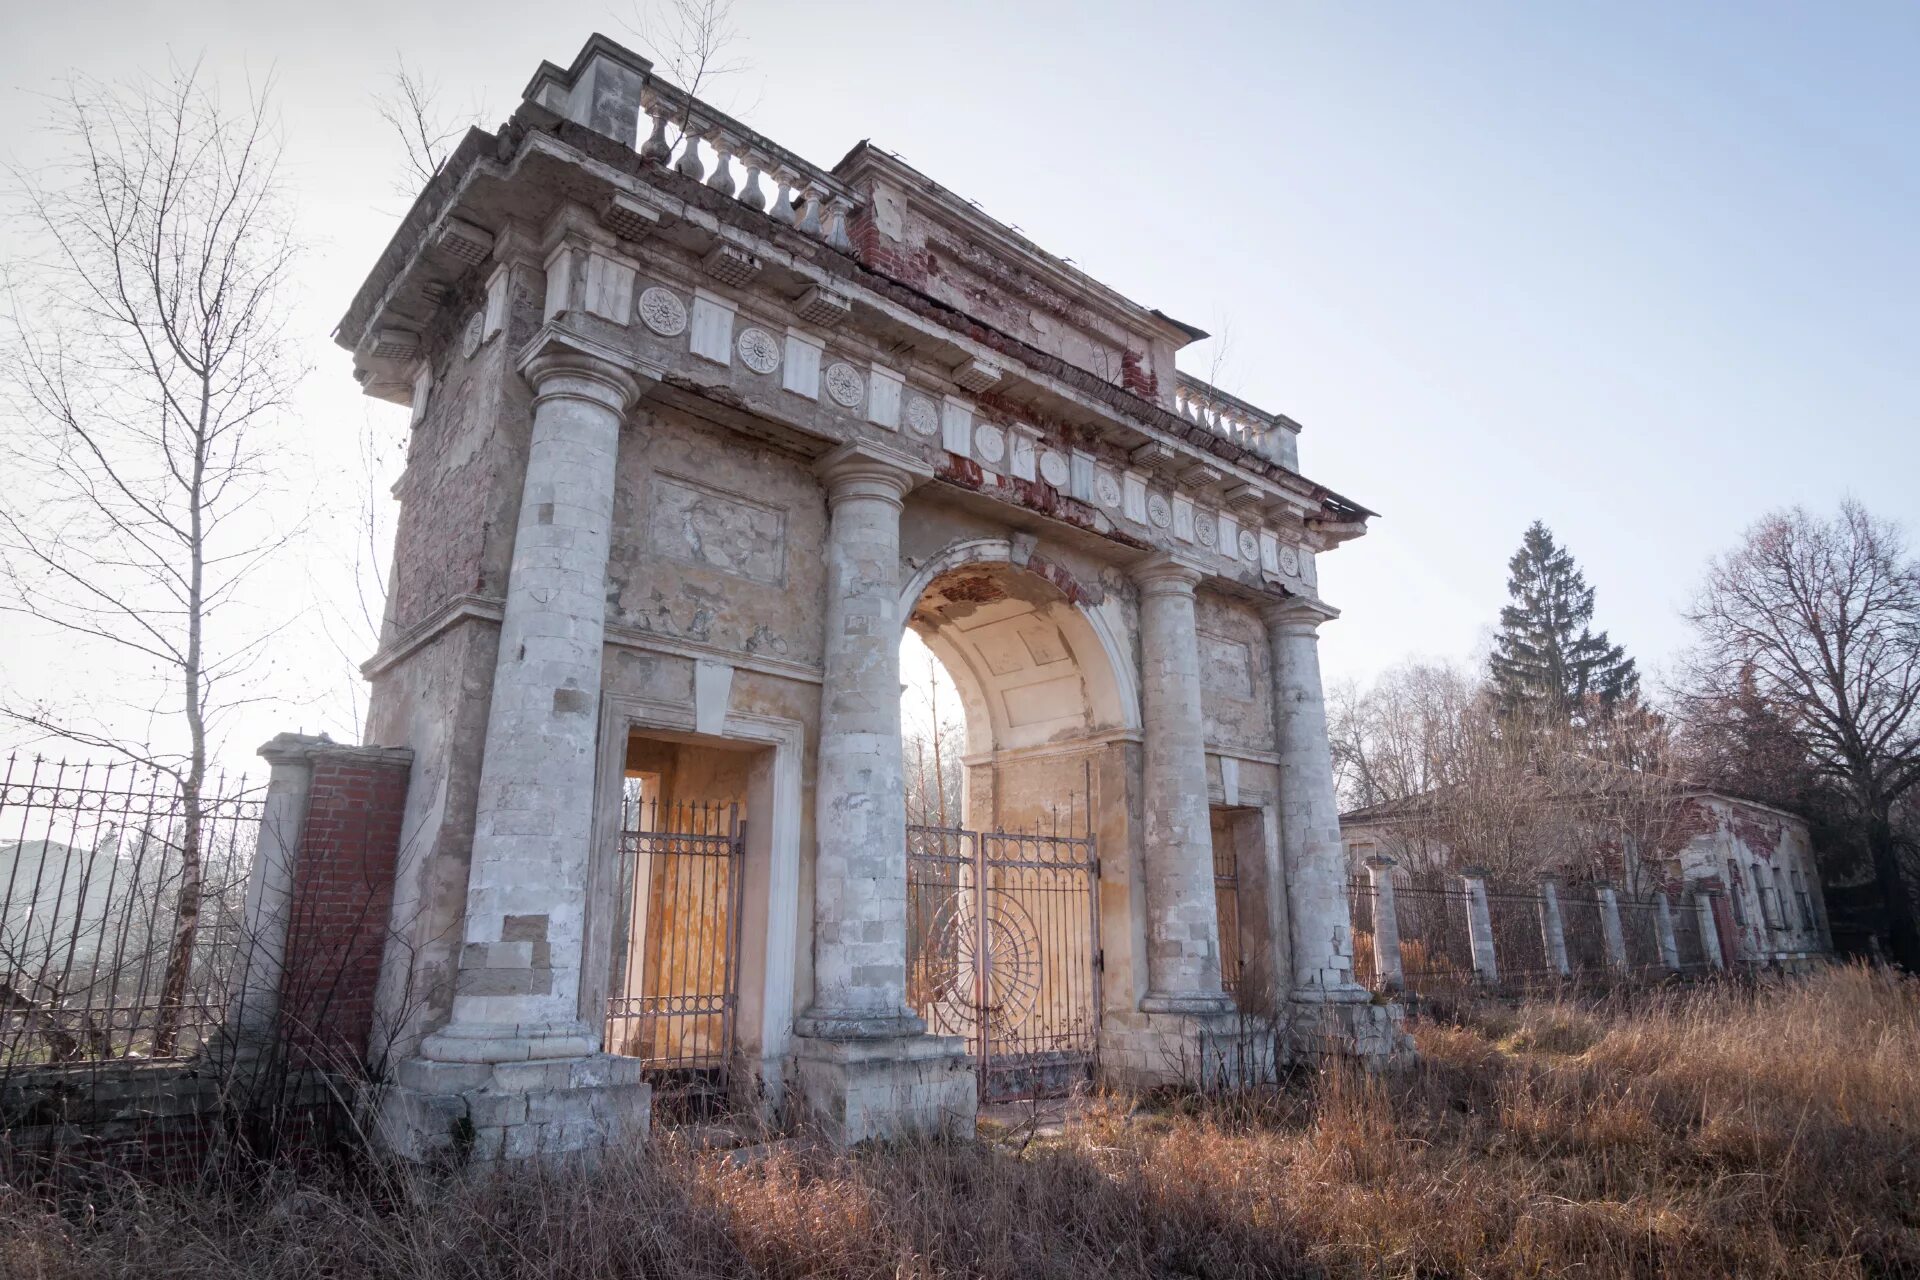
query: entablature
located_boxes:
[335,34,1375,606]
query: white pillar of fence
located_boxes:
[1459,869,1498,985]
[224,732,328,1059]
[1365,856,1404,990]
[1654,892,1681,971]
[1538,875,1571,977]
[1694,890,1726,970]
[1596,883,1630,974]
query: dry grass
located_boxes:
[6,964,1920,1279]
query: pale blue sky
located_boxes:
[4,1,1916,762]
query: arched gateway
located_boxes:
[337,35,1409,1160]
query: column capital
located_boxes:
[814,441,932,506]
[1259,594,1340,632]
[1458,865,1491,882]
[1131,553,1205,595]
[1363,854,1397,872]
[517,327,650,415]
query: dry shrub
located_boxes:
[4,964,1918,1279]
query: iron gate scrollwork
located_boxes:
[906,821,1100,1102]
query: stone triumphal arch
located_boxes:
[340,34,1408,1160]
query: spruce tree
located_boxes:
[1489,521,1639,723]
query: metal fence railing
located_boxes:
[1394,877,1476,994]
[0,755,261,1077]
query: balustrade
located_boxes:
[1174,375,1299,468]
[630,86,858,254]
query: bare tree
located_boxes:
[626,0,751,147]
[0,63,303,1051]
[1680,501,1920,967]
[372,56,483,199]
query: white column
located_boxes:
[1694,890,1726,970]
[1461,868,1498,985]
[1365,856,1404,990]
[1596,883,1629,974]
[795,444,930,1038]
[1134,556,1233,1015]
[224,733,324,1056]
[422,346,642,1064]
[1538,875,1571,977]
[1263,600,1365,1002]
[1654,892,1681,971]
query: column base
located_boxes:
[1286,997,1415,1068]
[790,1032,976,1146]
[1101,1007,1278,1090]
[372,1053,650,1163]
[419,1019,600,1063]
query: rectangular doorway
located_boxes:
[606,733,752,1118]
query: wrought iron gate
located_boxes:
[905,822,1100,1101]
[605,799,744,1116]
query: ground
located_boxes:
[6,966,1917,1278]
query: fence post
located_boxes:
[1694,889,1726,970]
[1654,892,1681,971]
[1365,855,1404,990]
[223,732,329,1060]
[1460,867,1498,986]
[1596,882,1629,974]
[1538,874,1571,977]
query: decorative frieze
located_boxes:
[1038,448,1069,489]
[940,396,972,456]
[904,392,939,437]
[636,285,688,336]
[689,289,735,364]
[824,361,865,409]
[737,326,781,374]
[783,328,823,398]
[583,253,635,324]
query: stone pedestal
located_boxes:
[790,1033,976,1146]
[1287,998,1414,1067]
[1364,856,1404,990]
[1461,869,1498,985]
[1538,875,1572,977]
[374,1054,651,1163]
[1103,1009,1279,1090]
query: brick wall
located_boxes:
[279,748,411,1068]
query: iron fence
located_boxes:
[1618,896,1667,975]
[1561,886,1610,974]
[1671,894,1709,970]
[1348,876,1379,989]
[1485,884,1555,989]
[0,755,261,1076]
[1394,876,1475,993]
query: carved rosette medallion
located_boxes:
[1145,493,1173,529]
[1094,471,1123,508]
[974,423,1007,465]
[1038,450,1070,488]
[461,312,484,360]
[1280,545,1301,575]
[905,394,939,436]
[1238,530,1260,561]
[824,362,865,408]
[637,286,688,336]
[1195,514,1218,549]
[737,327,781,374]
